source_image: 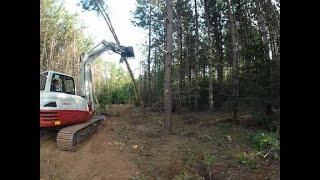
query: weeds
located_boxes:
[196,153,216,179]
[173,170,193,180]
[250,132,279,153]
[203,153,215,168]
[235,152,259,169]
[251,112,275,130]
[236,152,248,164]
[217,122,232,134]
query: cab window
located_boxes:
[50,73,75,95]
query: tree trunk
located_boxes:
[94,0,145,114]
[216,13,224,107]
[41,30,48,71]
[72,31,76,78]
[256,0,272,116]
[194,0,200,111]
[153,47,158,103]
[48,33,56,70]
[204,0,214,112]
[164,0,173,135]
[186,29,192,110]
[147,4,152,105]
[144,70,147,102]
[177,13,183,114]
[227,0,239,122]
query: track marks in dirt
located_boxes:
[40,105,138,180]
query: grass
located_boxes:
[217,122,232,134]
[235,152,259,169]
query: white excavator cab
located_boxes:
[40,40,134,151]
[40,71,76,95]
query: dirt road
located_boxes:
[40,105,138,180]
[41,105,279,179]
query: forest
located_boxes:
[40,0,280,179]
[41,0,280,131]
[132,0,280,130]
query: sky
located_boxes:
[63,0,147,78]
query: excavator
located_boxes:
[40,40,135,151]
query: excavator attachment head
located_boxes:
[122,46,135,58]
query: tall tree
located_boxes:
[213,1,224,108]
[41,0,93,91]
[255,0,272,115]
[193,0,200,111]
[79,0,145,113]
[147,4,153,104]
[204,0,214,112]
[131,0,280,128]
[132,0,154,105]
[164,0,173,135]
[227,0,239,122]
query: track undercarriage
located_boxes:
[41,115,105,151]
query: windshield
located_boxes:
[51,73,75,95]
[40,72,48,90]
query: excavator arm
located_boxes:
[79,40,134,113]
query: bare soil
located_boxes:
[40,105,279,180]
[40,105,139,180]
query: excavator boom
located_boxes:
[79,40,134,113]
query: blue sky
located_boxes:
[63,0,148,78]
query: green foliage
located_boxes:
[79,0,107,15]
[97,62,136,107]
[218,122,232,134]
[40,0,93,74]
[131,0,280,114]
[250,132,279,153]
[173,170,193,180]
[203,153,215,168]
[131,0,151,29]
[235,152,259,169]
[236,152,248,164]
[196,152,216,178]
[40,0,94,103]
[251,112,274,130]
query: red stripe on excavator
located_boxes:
[40,110,91,128]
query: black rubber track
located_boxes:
[56,115,105,151]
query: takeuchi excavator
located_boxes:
[40,40,134,151]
